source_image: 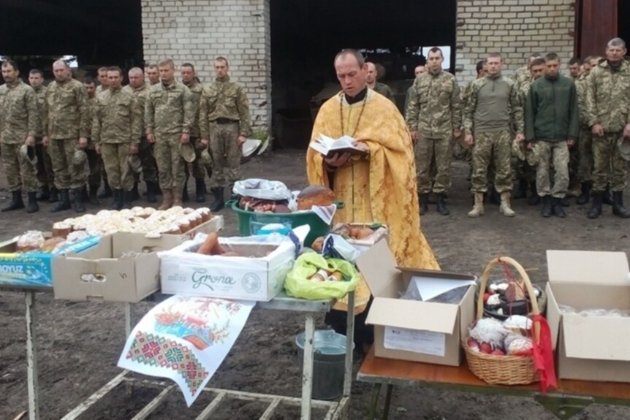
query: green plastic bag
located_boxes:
[284,252,360,300]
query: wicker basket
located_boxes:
[462,257,539,385]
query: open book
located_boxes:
[309,134,367,156]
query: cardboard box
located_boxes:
[545,250,630,382]
[160,235,295,302]
[356,240,476,366]
[0,235,100,290]
[112,215,223,255]
[53,233,160,302]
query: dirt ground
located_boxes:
[1,150,630,420]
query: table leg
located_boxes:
[343,291,355,397]
[368,383,382,420]
[124,303,132,338]
[301,313,315,420]
[382,384,393,420]
[25,291,40,420]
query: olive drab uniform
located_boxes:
[85,94,104,198]
[183,79,212,202]
[32,84,55,198]
[145,80,193,208]
[199,75,251,210]
[405,69,461,215]
[584,59,630,218]
[43,78,90,200]
[92,86,142,208]
[0,80,39,201]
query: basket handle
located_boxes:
[476,257,540,321]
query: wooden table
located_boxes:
[357,347,630,419]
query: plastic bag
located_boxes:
[284,252,360,300]
[232,179,292,201]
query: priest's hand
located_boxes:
[464,134,474,146]
[325,152,352,169]
[352,141,370,154]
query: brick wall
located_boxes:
[141,0,272,134]
[456,0,575,85]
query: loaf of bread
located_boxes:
[297,185,335,210]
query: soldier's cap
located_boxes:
[618,137,630,161]
[127,154,143,174]
[19,144,37,166]
[72,149,87,166]
[200,148,212,165]
[179,142,196,163]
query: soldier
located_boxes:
[145,65,160,86]
[366,62,394,101]
[145,58,193,210]
[464,52,524,217]
[585,38,630,219]
[43,59,90,213]
[28,68,57,203]
[525,52,579,218]
[199,56,252,212]
[568,57,582,80]
[406,47,461,215]
[513,53,542,92]
[0,59,39,213]
[93,67,141,209]
[404,65,426,113]
[181,63,208,203]
[123,67,159,203]
[575,56,594,204]
[95,67,109,95]
[83,77,104,205]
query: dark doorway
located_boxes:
[619,0,630,52]
[0,0,143,79]
[270,0,457,148]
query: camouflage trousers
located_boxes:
[470,130,513,193]
[184,137,212,181]
[138,136,158,184]
[415,136,452,194]
[577,126,593,183]
[101,143,133,191]
[1,142,38,192]
[35,138,54,189]
[592,132,626,192]
[154,134,185,191]
[209,121,241,188]
[85,143,102,188]
[534,141,569,198]
[49,138,88,190]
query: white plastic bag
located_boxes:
[232,179,292,201]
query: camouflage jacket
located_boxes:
[122,84,149,132]
[145,80,193,136]
[405,70,462,138]
[32,84,47,137]
[0,80,38,144]
[463,74,524,134]
[92,87,142,144]
[43,78,89,139]
[585,60,630,132]
[575,73,590,126]
[183,80,203,138]
[199,76,252,138]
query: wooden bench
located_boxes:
[357,347,630,420]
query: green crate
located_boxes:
[227,200,333,246]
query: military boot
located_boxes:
[603,186,614,205]
[541,196,552,218]
[49,187,59,203]
[499,192,516,217]
[2,190,24,212]
[419,193,429,215]
[98,180,112,199]
[88,184,100,205]
[436,193,450,216]
[131,182,140,201]
[72,188,85,213]
[195,178,207,203]
[172,188,183,207]
[111,190,123,210]
[612,191,630,218]
[50,189,71,213]
[587,193,603,219]
[146,181,157,203]
[26,192,39,214]
[210,187,225,212]
[158,190,173,210]
[123,190,134,209]
[513,179,527,199]
[552,197,566,218]
[527,181,540,206]
[36,185,50,201]
[576,182,591,205]
[467,193,485,218]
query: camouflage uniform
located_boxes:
[199,76,251,189]
[183,80,210,180]
[32,84,55,191]
[92,87,141,191]
[145,80,193,192]
[576,73,593,183]
[85,95,103,190]
[0,80,39,192]
[43,78,90,190]
[123,84,158,185]
[405,70,461,194]
[463,74,524,194]
[585,60,630,193]
[514,77,537,186]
